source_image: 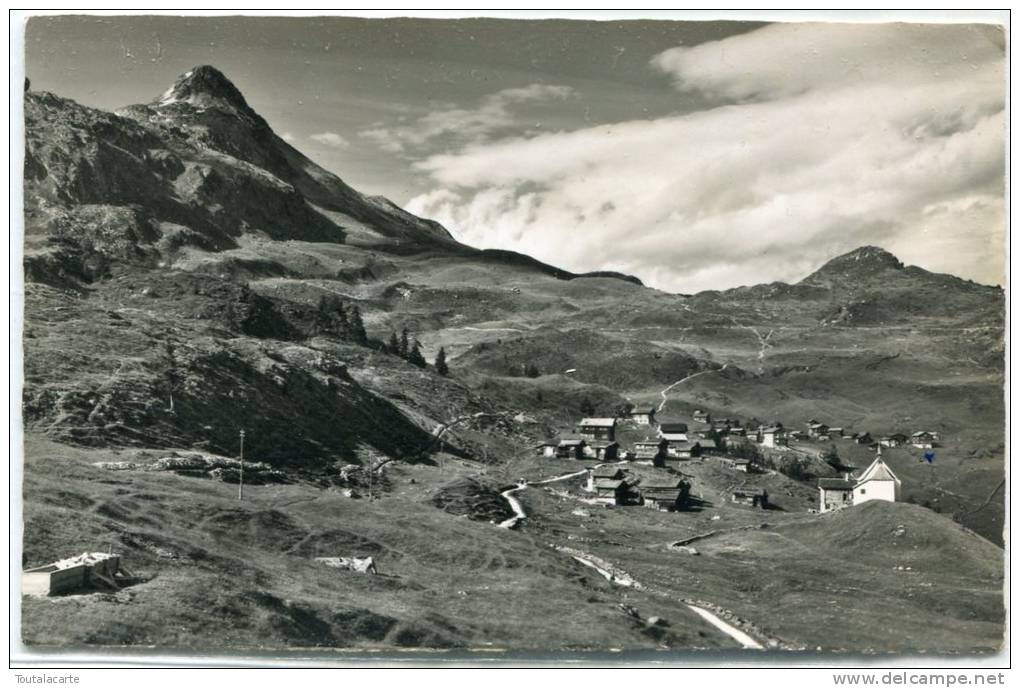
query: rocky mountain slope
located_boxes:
[19,66,1005,653]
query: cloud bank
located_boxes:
[310,131,350,148]
[361,84,575,155]
[404,23,1005,293]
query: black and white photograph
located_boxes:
[11,10,1009,667]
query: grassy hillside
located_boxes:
[508,477,1002,653]
[21,437,735,652]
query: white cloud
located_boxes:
[405,23,1005,292]
[310,131,350,148]
[360,83,575,155]
[280,131,296,143]
[651,23,1003,102]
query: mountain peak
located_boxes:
[800,245,904,285]
[155,65,253,114]
[837,245,903,268]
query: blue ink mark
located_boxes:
[922,451,936,464]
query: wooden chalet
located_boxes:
[556,437,587,459]
[640,479,692,512]
[586,465,626,492]
[593,478,631,505]
[879,433,908,448]
[578,417,617,442]
[623,407,657,426]
[633,438,668,460]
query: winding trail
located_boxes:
[657,365,728,414]
[955,477,1005,517]
[727,316,774,373]
[497,485,528,529]
[562,547,764,649]
[497,468,590,528]
[428,411,516,454]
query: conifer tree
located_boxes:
[399,328,410,358]
[435,346,449,376]
[580,396,596,416]
[349,305,367,344]
[314,295,336,335]
[408,340,427,368]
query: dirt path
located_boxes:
[497,467,593,528]
[428,411,515,453]
[562,547,764,649]
[454,326,526,333]
[728,316,773,374]
[657,365,727,414]
[686,605,764,649]
[497,485,528,529]
[957,477,1005,516]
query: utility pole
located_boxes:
[238,429,245,501]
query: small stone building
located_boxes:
[22,552,130,596]
[731,487,769,509]
[817,477,855,512]
[761,426,787,448]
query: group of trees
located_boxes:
[576,398,637,418]
[226,283,292,338]
[729,440,813,481]
[501,355,540,378]
[384,328,426,367]
[821,444,849,472]
[315,298,451,375]
[382,327,450,376]
[315,298,452,375]
[507,362,541,378]
[232,287,452,376]
[314,294,367,345]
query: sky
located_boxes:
[24,15,1006,293]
